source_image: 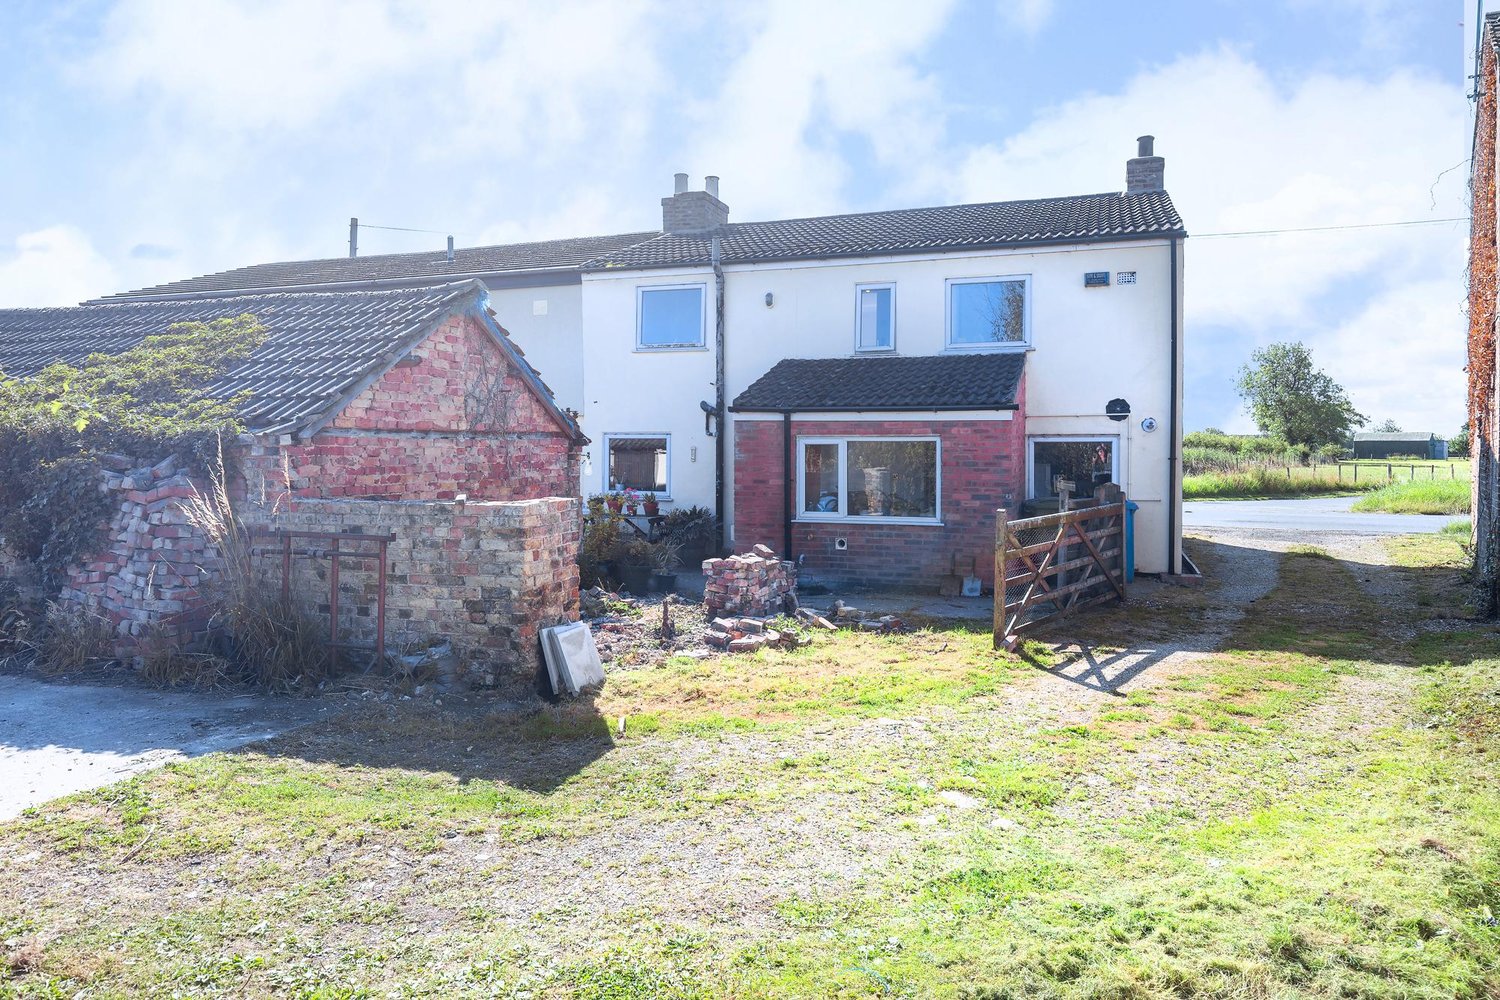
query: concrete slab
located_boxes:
[0,674,328,820]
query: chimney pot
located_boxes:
[673,172,689,194]
[1137,135,1154,157]
[705,175,720,198]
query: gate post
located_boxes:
[992,507,1009,649]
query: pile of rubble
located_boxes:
[705,599,906,655]
[702,544,796,617]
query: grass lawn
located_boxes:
[1351,478,1471,515]
[1,535,1497,998]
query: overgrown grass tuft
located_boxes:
[1351,478,1471,515]
[1184,467,1372,499]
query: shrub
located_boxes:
[1350,479,1471,515]
[579,509,624,586]
[660,504,717,555]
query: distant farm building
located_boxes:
[1351,432,1448,460]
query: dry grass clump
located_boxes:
[182,448,335,692]
[27,601,116,674]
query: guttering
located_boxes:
[730,402,1020,414]
[712,236,727,553]
[1167,236,1181,574]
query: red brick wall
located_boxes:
[243,313,581,503]
[732,410,1025,590]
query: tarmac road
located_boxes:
[1182,495,1466,534]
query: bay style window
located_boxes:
[854,282,895,351]
[637,284,705,349]
[947,275,1029,349]
[799,438,939,521]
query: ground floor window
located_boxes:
[1028,437,1118,501]
[798,437,940,521]
[605,434,669,494]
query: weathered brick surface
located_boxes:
[241,497,580,689]
[13,311,585,678]
[241,313,582,502]
[55,456,223,657]
[733,410,1025,590]
[702,545,795,617]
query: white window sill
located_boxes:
[794,516,943,527]
[854,346,897,355]
[943,343,1033,354]
[634,345,708,353]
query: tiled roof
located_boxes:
[100,232,657,301]
[1487,10,1500,50]
[731,354,1024,412]
[0,281,577,436]
[97,190,1184,301]
[588,191,1185,270]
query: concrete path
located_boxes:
[1183,495,1465,534]
[0,675,329,819]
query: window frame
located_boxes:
[603,432,672,498]
[1025,434,1121,501]
[635,282,708,351]
[945,274,1031,352]
[853,281,897,353]
[796,435,942,525]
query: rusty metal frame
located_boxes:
[251,528,394,670]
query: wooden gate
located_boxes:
[992,484,1127,650]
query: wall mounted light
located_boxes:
[764,292,774,307]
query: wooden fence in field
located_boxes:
[993,484,1127,651]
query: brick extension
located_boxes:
[732,414,1025,590]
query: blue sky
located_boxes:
[0,0,1472,434]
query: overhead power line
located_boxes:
[1195,218,1468,240]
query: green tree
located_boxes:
[1235,342,1366,449]
[1451,425,1470,458]
[1372,418,1402,433]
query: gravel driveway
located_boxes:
[0,674,330,819]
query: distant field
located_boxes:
[1185,459,1470,501]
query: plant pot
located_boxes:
[619,563,652,594]
[650,571,677,593]
[624,503,638,516]
[605,499,623,514]
[643,499,660,517]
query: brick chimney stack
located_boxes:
[1125,135,1165,194]
[662,174,729,233]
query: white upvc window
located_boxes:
[636,283,706,349]
[797,436,941,523]
[854,282,896,352]
[605,433,670,496]
[946,274,1030,350]
[1026,436,1120,501]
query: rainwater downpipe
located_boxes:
[1167,236,1181,574]
[712,236,727,553]
[782,411,793,560]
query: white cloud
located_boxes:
[998,0,1055,37]
[947,47,1468,433]
[0,227,119,308]
[681,0,956,219]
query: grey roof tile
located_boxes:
[98,190,1185,301]
[100,232,657,300]
[589,191,1185,270]
[731,354,1024,412]
[0,281,574,435]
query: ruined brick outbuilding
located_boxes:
[0,281,587,685]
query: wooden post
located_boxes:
[993,508,1009,649]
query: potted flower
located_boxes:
[642,494,660,517]
[604,491,624,514]
[650,540,682,592]
[622,488,640,516]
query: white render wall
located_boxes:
[577,237,1184,575]
[483,283,586,412]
